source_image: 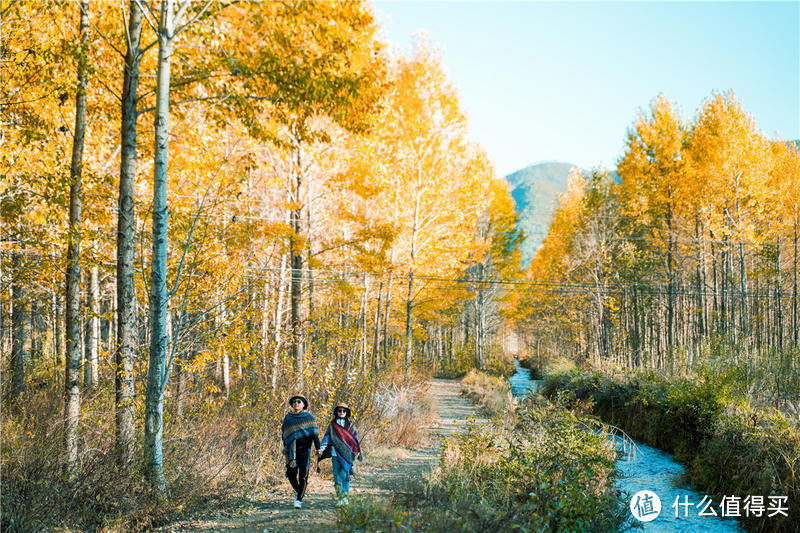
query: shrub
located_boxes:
[542,369,800,532]
[460,369,511,417]
[435,343,477,378]
[336,494,418,532]
[430,401,627,532]
[337,398,629,532]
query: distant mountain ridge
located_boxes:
[505,161,580,267]
[505,161,623,266]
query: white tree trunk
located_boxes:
[221,304,230,398]
[64,0,90,480]
[11,253,28,398]
[272,253,288,390]
[84,265,99,387]
[115,0,142,471]
[144,0,176,495]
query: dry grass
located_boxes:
[1,384,250,532]
[371,382,435,449]
[2,362,432,531]
[460,368,512,417]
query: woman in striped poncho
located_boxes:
[281,394,320,509]
[318,403,363,506]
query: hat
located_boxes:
[333,402,351,418]
[288,395,308,410]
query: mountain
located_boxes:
[505,161,581,267]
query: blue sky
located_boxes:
[373,1,800,177]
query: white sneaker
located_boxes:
[293,499,302,509]
[335,497,345,507]
[342,496,349,506]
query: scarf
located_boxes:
[281,411,318,461]
[324,418,360,473]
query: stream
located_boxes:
[509,360,743,532]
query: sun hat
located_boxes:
[333,402,351,418]
[288,395,308,410]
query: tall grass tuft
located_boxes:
[372,382,434,448]
[460,368,511,417]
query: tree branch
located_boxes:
[173,0,214,37]
[141,37,159,55]
[83,2,124,58]
[134,0,159,35]
[167,185,211,298]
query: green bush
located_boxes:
[337,400,629,532]
[542,369,800,533]
[336,495,417,532]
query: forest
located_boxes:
[3,1,520,529]
[2,1,798,532]
[518,93,800,413]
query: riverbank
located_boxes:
[541,369,799,533]
[330,368,631,532]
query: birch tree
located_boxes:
[64,0,90,480]
[228,0,385,384]
[115,0,144,470]
[142,0,213,496]
[385,46,480,374]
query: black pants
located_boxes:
[286,445,312,500]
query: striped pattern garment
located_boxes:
[281,411,319,461]
[324,419,360,473]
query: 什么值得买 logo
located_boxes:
[630,490,662,522]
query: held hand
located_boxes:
[289,460,297,468]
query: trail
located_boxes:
[160,379,485,533]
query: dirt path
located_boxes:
[160,379,485,533]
